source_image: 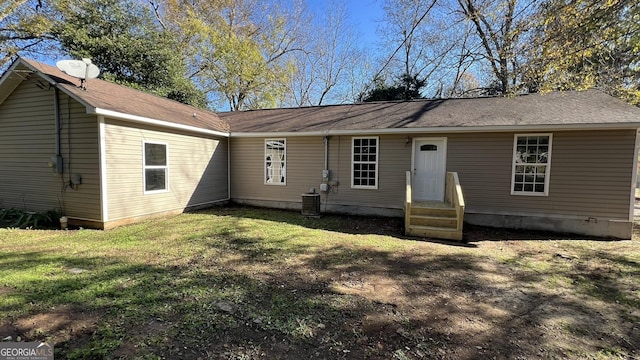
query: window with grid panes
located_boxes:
[512,134,552,195]
[352,137,378,189]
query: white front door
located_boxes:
[413,138,446,201]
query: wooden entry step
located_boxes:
[405,201,462,241]
[405,171,465,241]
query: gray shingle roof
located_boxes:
[19,58,229,134]
[8,58,639,136]
[220,90,640,134]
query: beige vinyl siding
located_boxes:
[446,132,513,213]
[327,135,408,207]
[0,78,100,219]
[231,130,635,220]
[0,78,59,211]
[535,130,633,219]
[447,130,635,220]
[230,135,410,208]
[230,137,325,201]
[56,91,101,220]
[105,119,228,221]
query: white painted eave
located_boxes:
[0,58,49,105]
[231,122,640,137]
[0,59,23,88]
[92,108,230,138]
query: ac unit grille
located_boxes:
[301,193,321,216]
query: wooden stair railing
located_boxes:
[404,171,465,241]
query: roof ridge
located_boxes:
[220,90,602,115]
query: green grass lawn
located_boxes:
[1,206,639,359]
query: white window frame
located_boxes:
[264,139,286,186]
[351,136,379,189]
[143,141,169,194]
[511,133,552,196]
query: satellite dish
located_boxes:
[56,59,100,80]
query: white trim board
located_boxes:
[142,140,170,195]
[629,130,640,222]
[351,136,379,190]
[94,108,229,138]
[98,116,109,222]
[510,133,553,197]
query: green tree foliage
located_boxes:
[0,0,57,69]
[359,73,426,102]
[52,0,206,107]
[161,0,302,111]
[526,0,640,105]
[4,0,639,108]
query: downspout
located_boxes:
[322,135,330,212]
[324,135,329,171]
[53,87,63,174]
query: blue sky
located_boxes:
[343,0,384,48]
[307,0,384,49]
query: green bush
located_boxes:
[0,208,62,229]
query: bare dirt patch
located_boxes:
[2,208,639,359]
[12,305,97,345]
[209,213,640,359]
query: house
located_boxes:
[1,57,640,239]
[219,89,640,240]
[0,58,229,229]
